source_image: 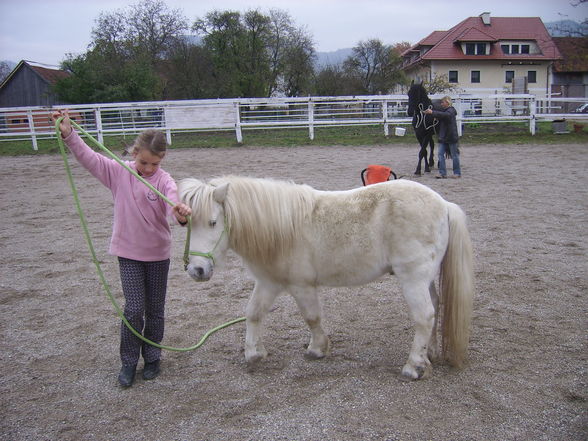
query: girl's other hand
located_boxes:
[51,109,72,138]
[173,203,192,224]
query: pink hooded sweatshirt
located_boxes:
[64,130,180,262]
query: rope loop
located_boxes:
[55,118,244,352]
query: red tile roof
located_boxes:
[404,15,562,64]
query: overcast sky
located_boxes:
[1,0,586,67]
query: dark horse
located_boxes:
[407,83,439,175]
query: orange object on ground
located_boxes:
[361,165,397,186]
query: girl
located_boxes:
[53,110,192,388]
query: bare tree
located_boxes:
[0,61,12,83]
[126,0,188,62]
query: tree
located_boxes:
[125,0,188,64]
[280,27,315,96]
[342,39,406,95]
[164,37,214,99]
[193,8,315,98]
[0,61,12,83]
[56,0,187,103]
[423,73,458,94]
[313,64,350,96]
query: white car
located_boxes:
[573,103,588,113]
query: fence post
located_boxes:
[27,109,38,151]
[383,100,389,136]
[94,108,104,144]
[234,101,243,144]
[529,98,536,135]
[308,98,314,140]
[455,97,463,137]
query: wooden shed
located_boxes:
[0,60,70,107]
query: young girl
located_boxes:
[53,110,192,388]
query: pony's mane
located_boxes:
[407,83,432,116]
[179,176,316,264]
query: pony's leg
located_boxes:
[414,143,427,175]
[429,138,436,169]
[244,280,281,363]
[289,286,330,359]
[399,279,436,380]
[427,282,441,362]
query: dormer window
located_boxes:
[501,43,531,55]
[464,42,488,55]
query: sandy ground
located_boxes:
[1,140,586,441]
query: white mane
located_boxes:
[179,176,316,263]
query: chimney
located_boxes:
[480,12,491,25]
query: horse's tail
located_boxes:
[440,202,474,368]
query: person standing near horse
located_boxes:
[425,96,461,178]
[52,110,192,388]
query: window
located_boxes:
[448,70,458,83]
[465,42,487,55]
[471,71,481,83]
[528,71,537,83]
[505,71,515,83]
[501,43,531,55]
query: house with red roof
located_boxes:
[0,60,70,107]
[401,12,562,98]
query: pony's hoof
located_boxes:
[304,349,326,360]
[304,337,331,360]
[245,347,268,364]
[414,172,422,176]
[400,362,432,380]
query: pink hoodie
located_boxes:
[64,130,180,261]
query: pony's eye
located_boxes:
[209,220,217,227]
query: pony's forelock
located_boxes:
[205,176,316,263]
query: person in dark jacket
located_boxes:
[425,96,461,178]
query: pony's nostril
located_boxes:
[195,267,205,277]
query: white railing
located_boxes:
[1,95,587,150]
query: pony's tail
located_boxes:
[440,202,474,368]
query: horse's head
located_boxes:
[407,82,429,117]
[179,178,230,282]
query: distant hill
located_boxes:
[314,48,353,68]
[545,20,588,37]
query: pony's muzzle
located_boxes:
[186,259,214,282]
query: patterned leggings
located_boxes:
[118,257,170,367]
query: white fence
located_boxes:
[1,94,587,150]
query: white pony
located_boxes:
[179,176,474,380]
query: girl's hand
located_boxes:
[173,203,192,225]
[51,109,72,138]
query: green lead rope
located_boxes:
[55,118,245,352]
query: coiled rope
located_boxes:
[56,118,245,351]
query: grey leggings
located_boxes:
[118,257,170,367]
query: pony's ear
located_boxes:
[410,80,414,86]
[213,183,229,203]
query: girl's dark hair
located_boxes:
[123,130,167,157]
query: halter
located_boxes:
[183,215,229,270]
[416,103,439,131]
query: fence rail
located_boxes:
[1,94,587,150]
